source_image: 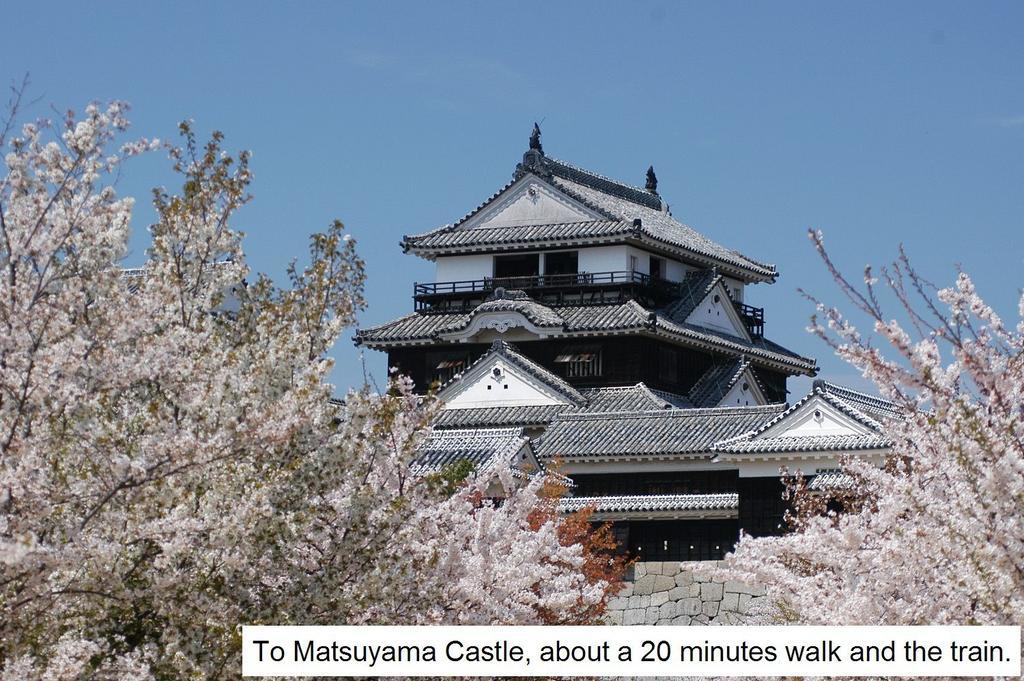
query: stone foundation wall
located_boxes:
[605,560,765,626]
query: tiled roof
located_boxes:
[550,174,776,281]
[712,381,896,454]
[579,384,675,413]
[649,311,817,373]
[536,404,785,460]
[816,381,901,426]
[355,310,462,344]
[662,269,722,323]
[433,405,566,429]
[542,156,666,211]
[405,219,635,250]
[403,153,776,283]
[413,427,530,474]
[715,433,891,454]
[558,493,739,514]
[121,267,147,293]
[356,295,817,375]
[648,388,695,408]
[441,289,564,330]
[688,357,758,408]
[808,471,856,491]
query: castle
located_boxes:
[356,125,894,563]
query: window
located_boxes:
[658,345,678,383]
[629,255,639,273]
[554,348,602,378]
[493,253,539,282]
[649,255,664,280]
[627,519,738,561]
[429,354,470,384]
[543,250,578,277]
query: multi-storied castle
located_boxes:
[356,126,894,564]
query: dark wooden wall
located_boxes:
[385,336,790,399]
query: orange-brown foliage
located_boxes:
[528,462,634,624]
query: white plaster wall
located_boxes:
[734,453,886,478]
[769,400,869,439]
[445,363,565,408]
[723,276,745,303]
[687,289,745,337]
[578,245,630,273]
[720,378,762,407]
[469,180,595,228]
[664,258,691,282]
[435,254,494,282]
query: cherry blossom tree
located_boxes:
[717,230,1024,630]
[0,91,610,678]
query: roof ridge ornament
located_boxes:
[645,165,658,195]
[515,122,551,180]
[529,122,543,154]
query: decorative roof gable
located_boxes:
[689,357,767,408]
[457,174,604,231]
[414,427,541,477]
[436,289,565,342]
[712,381,896,455]
[663,272,751,341]
[438,340,585,410]
[580,383,678,412]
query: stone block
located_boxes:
[605,610,624,625]
[693,614,710,624]
[678,598,702,616]
[721,592,740,612]
[716,611,742,625]
[702,600,720,617]
[672,615,692,625]
[653,575,676,592]
[663,562,680,577]
[674,570,694,587]
[659,601,676,619]
[645,607,660,624]
[737,593,752,613]
[607,597,628,611]
[694,571,711,583]
[700,582,724,601]
[645,561,663,575]
[690,583,702,597]
[650,591,669,607]
[667,585,689,601]
[623,609,646,625]
[633,563,648,579]
[617,582,634,597]
[633,576,655,595]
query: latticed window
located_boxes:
[429,354,470,384]
[555,348,602,378]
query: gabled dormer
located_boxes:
[689,357,768,407]
[457,174,604,230]
[711,380,895,476]
[438,339,586,410]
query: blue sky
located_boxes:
[3,1,1022,396]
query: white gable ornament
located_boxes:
[458,175,602,231]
